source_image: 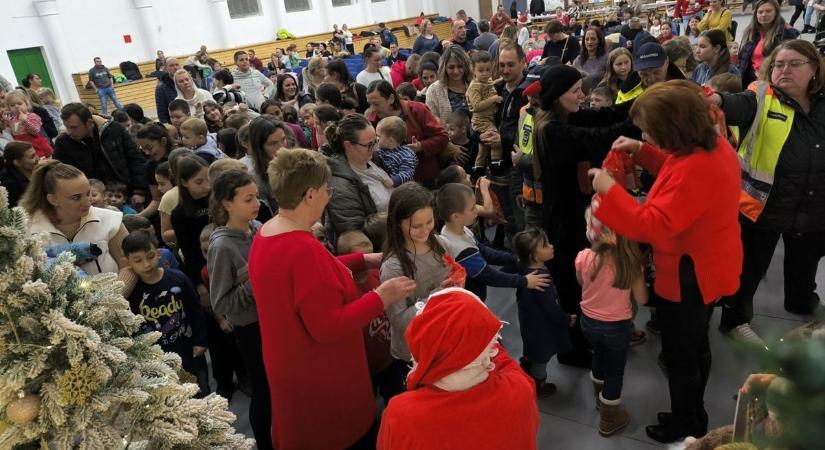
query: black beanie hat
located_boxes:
[538,65,582,110]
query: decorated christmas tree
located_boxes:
[0,187,254,449]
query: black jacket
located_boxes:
[53,115,148,194]
[738,25,799,88]
[154,72,178,124]
[494,72,529,173]
[721,87,825,233]
[0,166,29,207]
[32,105,58,139]
[530,0,546,15]
[325,153,378,243]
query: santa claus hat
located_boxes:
[405,287,502,391]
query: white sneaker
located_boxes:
[729,323,766,347]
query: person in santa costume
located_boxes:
[377,287,540,450]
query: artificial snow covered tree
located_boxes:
[0,187,254,449]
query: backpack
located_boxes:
[118,61,142,81]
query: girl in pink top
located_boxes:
[575,206,647,437]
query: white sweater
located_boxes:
[231,68,273,110]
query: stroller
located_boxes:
[816,11,825,55]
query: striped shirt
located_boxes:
[376,145,418,187]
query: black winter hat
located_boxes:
[536,65,582,110]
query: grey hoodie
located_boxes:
[207,221,261,327]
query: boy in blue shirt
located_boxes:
[122,231,209,396]
[437,183,549,301]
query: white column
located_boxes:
[33,0,79,102]
[132,0,160,58]
[393,0,404,20]
[209,0,232,48]
[360,0,374,25]
[266,0,286,31]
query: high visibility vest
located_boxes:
[517,106,543,204]
[615,82,643,105]
[737,81,794,222]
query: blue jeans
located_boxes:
[97,86,122,115]
[580,315,632,400]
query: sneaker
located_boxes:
[629,329,647,346]
[728,323,766,346]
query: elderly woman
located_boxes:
[708,40,825,341]
[738,0,800,87]
[174,69,213,118]
[377,288,540,450]
[302,57,327,99]
[248,148,414,450]
[591,81,742,443]
[324,114,391,241]
[366,81,450,187]
[22,160,128,275]
[425,46,472,125]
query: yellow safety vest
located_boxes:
[517,106,542,204]
[737,81,794,222]
[615,82,644,105]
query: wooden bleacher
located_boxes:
[71,15,451,116]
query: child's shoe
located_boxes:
[598,394,630,437]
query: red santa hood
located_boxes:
[405,288,502,391]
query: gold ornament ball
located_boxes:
[6,393,40,425]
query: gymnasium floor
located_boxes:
[220,8,823,449]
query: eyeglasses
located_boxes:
[771,59,810,71]
[352,139,378,149]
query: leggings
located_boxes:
[790,4,805,26]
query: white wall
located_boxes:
[0,0,414,102]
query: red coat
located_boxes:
[674,0,690,18]
[377,346,539,450]
[594,136,742,304]
[248,231,384,449]
[368,100,448,185]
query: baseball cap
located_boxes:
[634,42,667,71]
[520,64,551,96]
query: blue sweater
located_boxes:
[516,267,572,363]
[440,226,526,301]
[376,145,418,187]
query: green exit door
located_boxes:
[7,47,53,89]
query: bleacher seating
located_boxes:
[71,16,452,116]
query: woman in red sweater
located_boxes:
[377,288,540,450]
[365,80,450,188]
[248,148,415,450]
[588,81,742,444]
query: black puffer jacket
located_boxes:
[722,87,825,233]
[493,72,529,174]
[325,153,377,243]
[53,115,148,194]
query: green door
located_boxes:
[7,47,53,89]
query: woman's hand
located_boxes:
[612,136,643,155]
[588,168,616,194]
[375,276,417,307]
[364,252,383,269]
[525,271,551,291]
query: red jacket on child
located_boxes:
[594,136,742,304]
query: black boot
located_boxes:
[646,373,703,443]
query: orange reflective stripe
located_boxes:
[522,185,543,204]
[739,190,765,222]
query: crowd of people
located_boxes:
[1,1,824,449]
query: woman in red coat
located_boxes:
[365,80,450,188]
[377,288,540,450]
[588,81,742,444]
[248,148,415,450]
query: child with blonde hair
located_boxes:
[3,90,52,158]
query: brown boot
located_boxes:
[598,393,630,437]
[591,373,604,411]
